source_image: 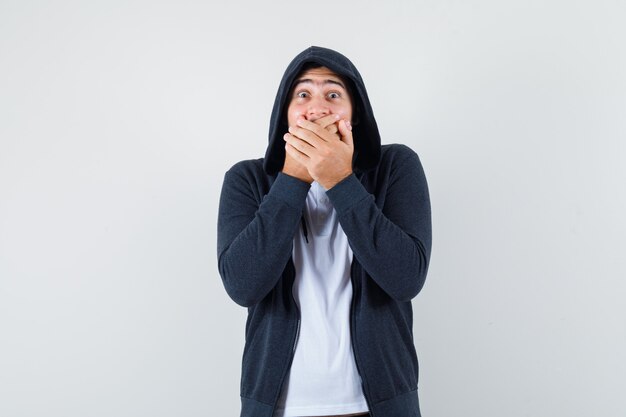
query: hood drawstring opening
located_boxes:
[300,216,309,243]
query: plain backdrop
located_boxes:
[1,1,625,416]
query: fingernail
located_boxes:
[346,121,352,131]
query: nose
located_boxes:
[305,97,330,121]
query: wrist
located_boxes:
[282,168,313,184]
[318,170,353,190]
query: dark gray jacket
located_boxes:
[217,46,432,417]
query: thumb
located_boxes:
[338,119,354,148]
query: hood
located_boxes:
[263,46,381,175]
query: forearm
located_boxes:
[217,171,310,306]
[326,161,431,301]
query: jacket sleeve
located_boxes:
[217,167,310,307]
[326,147,432,302]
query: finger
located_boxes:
[285,143,310,164]
[337,119,354,148]
[312,113,341,129]
[294,118,339,143]
[284,132,314,156]
[288,125,325,147]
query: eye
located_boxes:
[328,92,340,99]
[296,91,308,98]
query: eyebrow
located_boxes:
[292,78,347,90]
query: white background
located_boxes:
[1,1,625,416]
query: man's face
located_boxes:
[286,66,353,128]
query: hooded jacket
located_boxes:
[217,46,432,417]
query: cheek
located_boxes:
[287,105,304,126]
[333,104,353,122]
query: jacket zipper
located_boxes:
[349,260,375,417]
[274,256,370,416]
[272,261,301,413]
[292,315,301,351]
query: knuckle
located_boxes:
[310,125,323,136]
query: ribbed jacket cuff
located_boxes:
[269,172,311,209]
[325,173,371,214]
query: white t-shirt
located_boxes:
[274,181,369,417]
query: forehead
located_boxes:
[294,66,346,86]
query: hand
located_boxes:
[281,114,343,184]
[283,149,313,183]
[283,115,354,190]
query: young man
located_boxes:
[217,46,431,417]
